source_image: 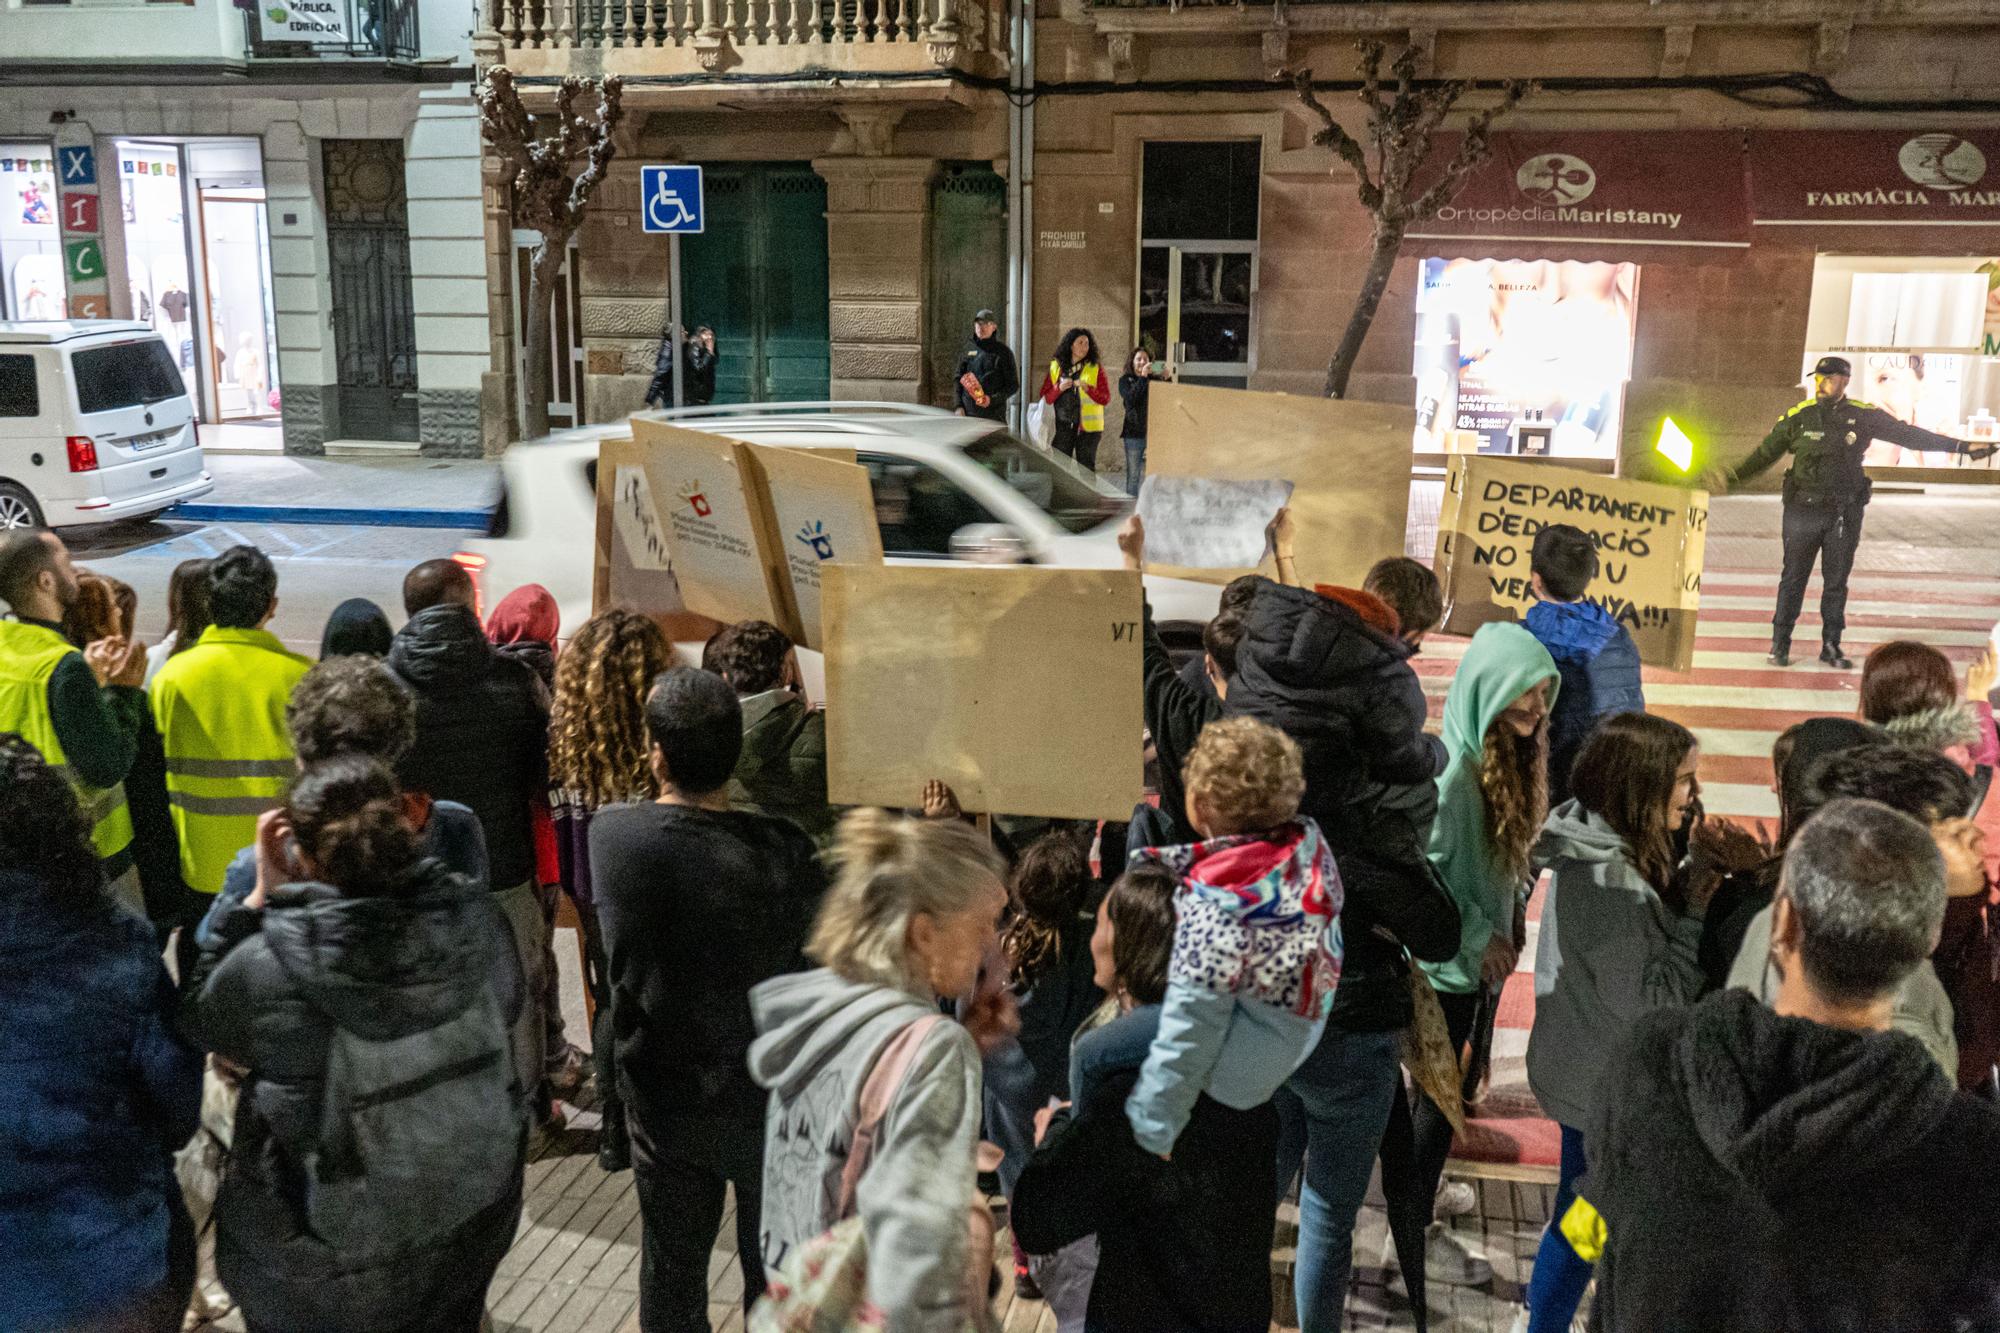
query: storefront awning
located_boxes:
[1751,131,2000,228]
[1405,131,1751,249]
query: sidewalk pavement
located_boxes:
[174,452,500,529]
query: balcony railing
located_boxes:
[243,0,420,61]
[486,0,990,76]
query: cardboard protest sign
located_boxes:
[1145,383,1413,590]
[1136,477,1294,569]
[821,564,1144,821]
[591,434,721,643]
[625,417,796,638]
[736,445,883,652]
[1433,455,1709,670]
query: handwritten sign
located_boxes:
[1433,455,1708,670]
[821,564,1144,821]
[1146,384,1413,590]
[1137,476,1293,569]
[737,444,883,652]
[627,417,794,636]
[612,464,672,571]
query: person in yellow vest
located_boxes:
[149,546,312,896]
[0,530,146,909]
[1038,327,1111,472]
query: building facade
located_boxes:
[483,0,2000,480]
[0,0,488,456]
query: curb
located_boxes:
[168,503,492,531]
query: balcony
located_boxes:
[244,0,421,62]
[481,0,1003,91]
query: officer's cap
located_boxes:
[1812,355,1853,378]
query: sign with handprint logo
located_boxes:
[626,420,792,634]
[795,520,836,561]
[679,482,711,517]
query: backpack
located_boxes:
[301,984,521,1259]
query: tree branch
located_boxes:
[1405,79,1531,224]
[1293,69,1380,211]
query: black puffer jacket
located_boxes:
[1228,581,1460,1031]
[187,860,526,1332]
[389,605,551,889]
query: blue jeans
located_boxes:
[1272,1028,1402,1333]
[1526,1123,1594,1332]
[1123,437,1145,496]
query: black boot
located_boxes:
[597,1099,631,1173]
[1767,642,1792,667]
[1821,642,1854,670]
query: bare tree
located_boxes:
[478,66,624,439]
[1294,44,1528,399]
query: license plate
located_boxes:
[127,428,179,452]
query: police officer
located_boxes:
[1704,356,1997,669]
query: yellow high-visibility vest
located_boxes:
[1048,359,1105,433]
[149,625,312,894]
[0,620,139,910]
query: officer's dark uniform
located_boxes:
[1727,356,1990,667]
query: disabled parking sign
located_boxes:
[640,165,704,234]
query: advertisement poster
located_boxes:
[0,144,63,321]
[1413,258,1640,460]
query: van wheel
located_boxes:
[0,483,43,531]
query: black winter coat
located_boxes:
[389,604,551,889]
[187,860,527,1333]
[1228,581,1460,1030]
[1144,599,1222,847]
[956,334,1019,421]
[1583,990,2000,1332]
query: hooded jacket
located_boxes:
[1527,801,1705,1128]
[726,689,837,848]
[485,584,561,693]
[1125,820,1341,1155]
[1523,599,1645,805]
[186,859,527,1332]
[747,969,984,1333]
[1424,622,1560,996]
[1577,990,2000,1332]
[1229,580,1461,1032]
[0,878,201,1331]
[389,603,551,890]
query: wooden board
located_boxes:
[590,434,719,644]
[1144,382,1415,590]
[736,444,883,652]
[822,564,1145,821]
[1432,455,1709,671]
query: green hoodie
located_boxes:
[1420,622,1559,996]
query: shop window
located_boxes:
[1141,141,1260,242]
[0,357,37,418]
[0,141,65,322]
[1137,141,1261,390]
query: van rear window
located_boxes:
[71,340,185,415]
[0,356,35,417]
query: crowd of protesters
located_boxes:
[4,505,2000,1333]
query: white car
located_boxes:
[0,320,213,528]
[459,403,1223,643]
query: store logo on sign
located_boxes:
[1898,135,1988,191]
[1515,154,1597,207]
[795,520,835,561]
[679,483,711,517]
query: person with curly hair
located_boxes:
[1122,716,1344,1162]
[1414,621,1558,1288]
[1038,327,1111,471]
[547,607,677,1171]
[0,732,202,1333]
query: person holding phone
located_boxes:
[1118,347,1165,497]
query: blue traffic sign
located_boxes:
[640,165,704,234]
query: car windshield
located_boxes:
[71,340,185,414]
[961,430,1130,534]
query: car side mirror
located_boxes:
[950,523,1029,565]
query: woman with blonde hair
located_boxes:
[749,807,1014,1332]
[547,607,675,1171]
[1413,621,1559,1289]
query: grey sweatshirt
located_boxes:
[1527,801,1707,1128]
[1725,903,1959,1080]
[747,968,982,1333]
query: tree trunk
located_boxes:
[1324,223,1405,400]
[520,239,567,440]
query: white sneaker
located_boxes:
[1424,1222,1493,1287]
[1435,1177,1479,1219]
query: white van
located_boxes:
[0,320,214,529]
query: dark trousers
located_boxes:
[632,1117,766,1332]
[1053,423,1100,471]
[1773,499,1866,650]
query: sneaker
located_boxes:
[1435,1178,1478,1219]
[1820,643,1854,670]
[544,1042,590,1101]
[1423,1222,1493,1287]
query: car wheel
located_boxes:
[0,482,44,531]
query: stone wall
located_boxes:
[819,156,937,402]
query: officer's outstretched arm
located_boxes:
[1865,407,1973,456]
[1722,419,1794,488]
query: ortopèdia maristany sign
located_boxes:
[1407,131,1751,248]
[1751,131,2000,224]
